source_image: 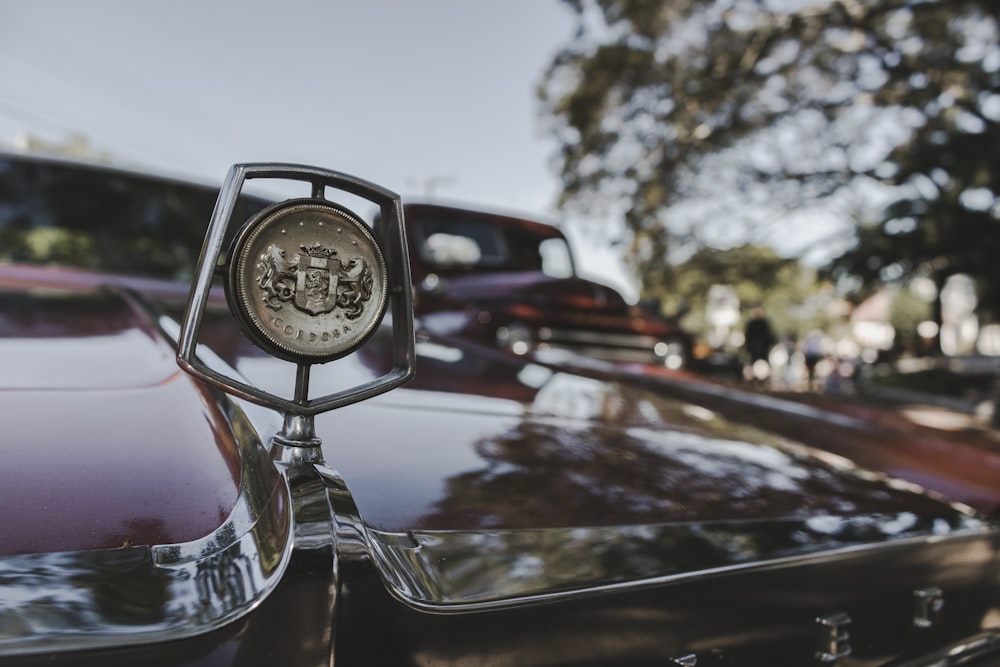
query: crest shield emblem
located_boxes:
[295,252,341,315]
[228,198,389,364]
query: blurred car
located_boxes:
[404,202,691,369]
[2,152,1000,666]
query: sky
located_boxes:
[0,2,641,298]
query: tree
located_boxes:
[19,132,114,163]
[540,0,1000,318]
[661,244,835,344]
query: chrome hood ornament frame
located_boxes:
[178,163,415,445]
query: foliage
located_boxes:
[888,283,934,351]
[18,132,114,163]
[540,0,1000,317]
[661,244,835,342]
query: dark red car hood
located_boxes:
[310,334,979,534]
[0,266,983,559]
[0,271,241,556]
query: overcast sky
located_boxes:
[0,2,644,292]
[1,1,570,204]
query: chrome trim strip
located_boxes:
[0,395,292,656]
[364,512,994,613]
[541,328,663,350]
[153,395,284,566]
[892,631,1000,666]
[539,342,661,363]
[0,518,289,656]
[0,445,350,660]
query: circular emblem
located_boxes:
[227,199,388,363]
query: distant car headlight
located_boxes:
[655,340,686,370]
[496,323,533,355]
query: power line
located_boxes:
[0,98,73,134]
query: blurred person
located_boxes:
[744,306,775,385]
[803,330,824,390]
[824,358,848,394]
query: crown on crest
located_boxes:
[300,242,337,259]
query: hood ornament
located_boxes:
[178,164,414,448]
[230,200,387,363]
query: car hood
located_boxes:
[294,335,976,535]
[0,269,980,559]
[0,276,242,556]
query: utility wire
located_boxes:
[0,98,73,134]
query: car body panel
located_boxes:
[605,363,1000,515]
[336,533,1000,667]
[3,155,1000,666]
[0,275,242,555]
[317,354,971,534]
[3,264,997,665]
